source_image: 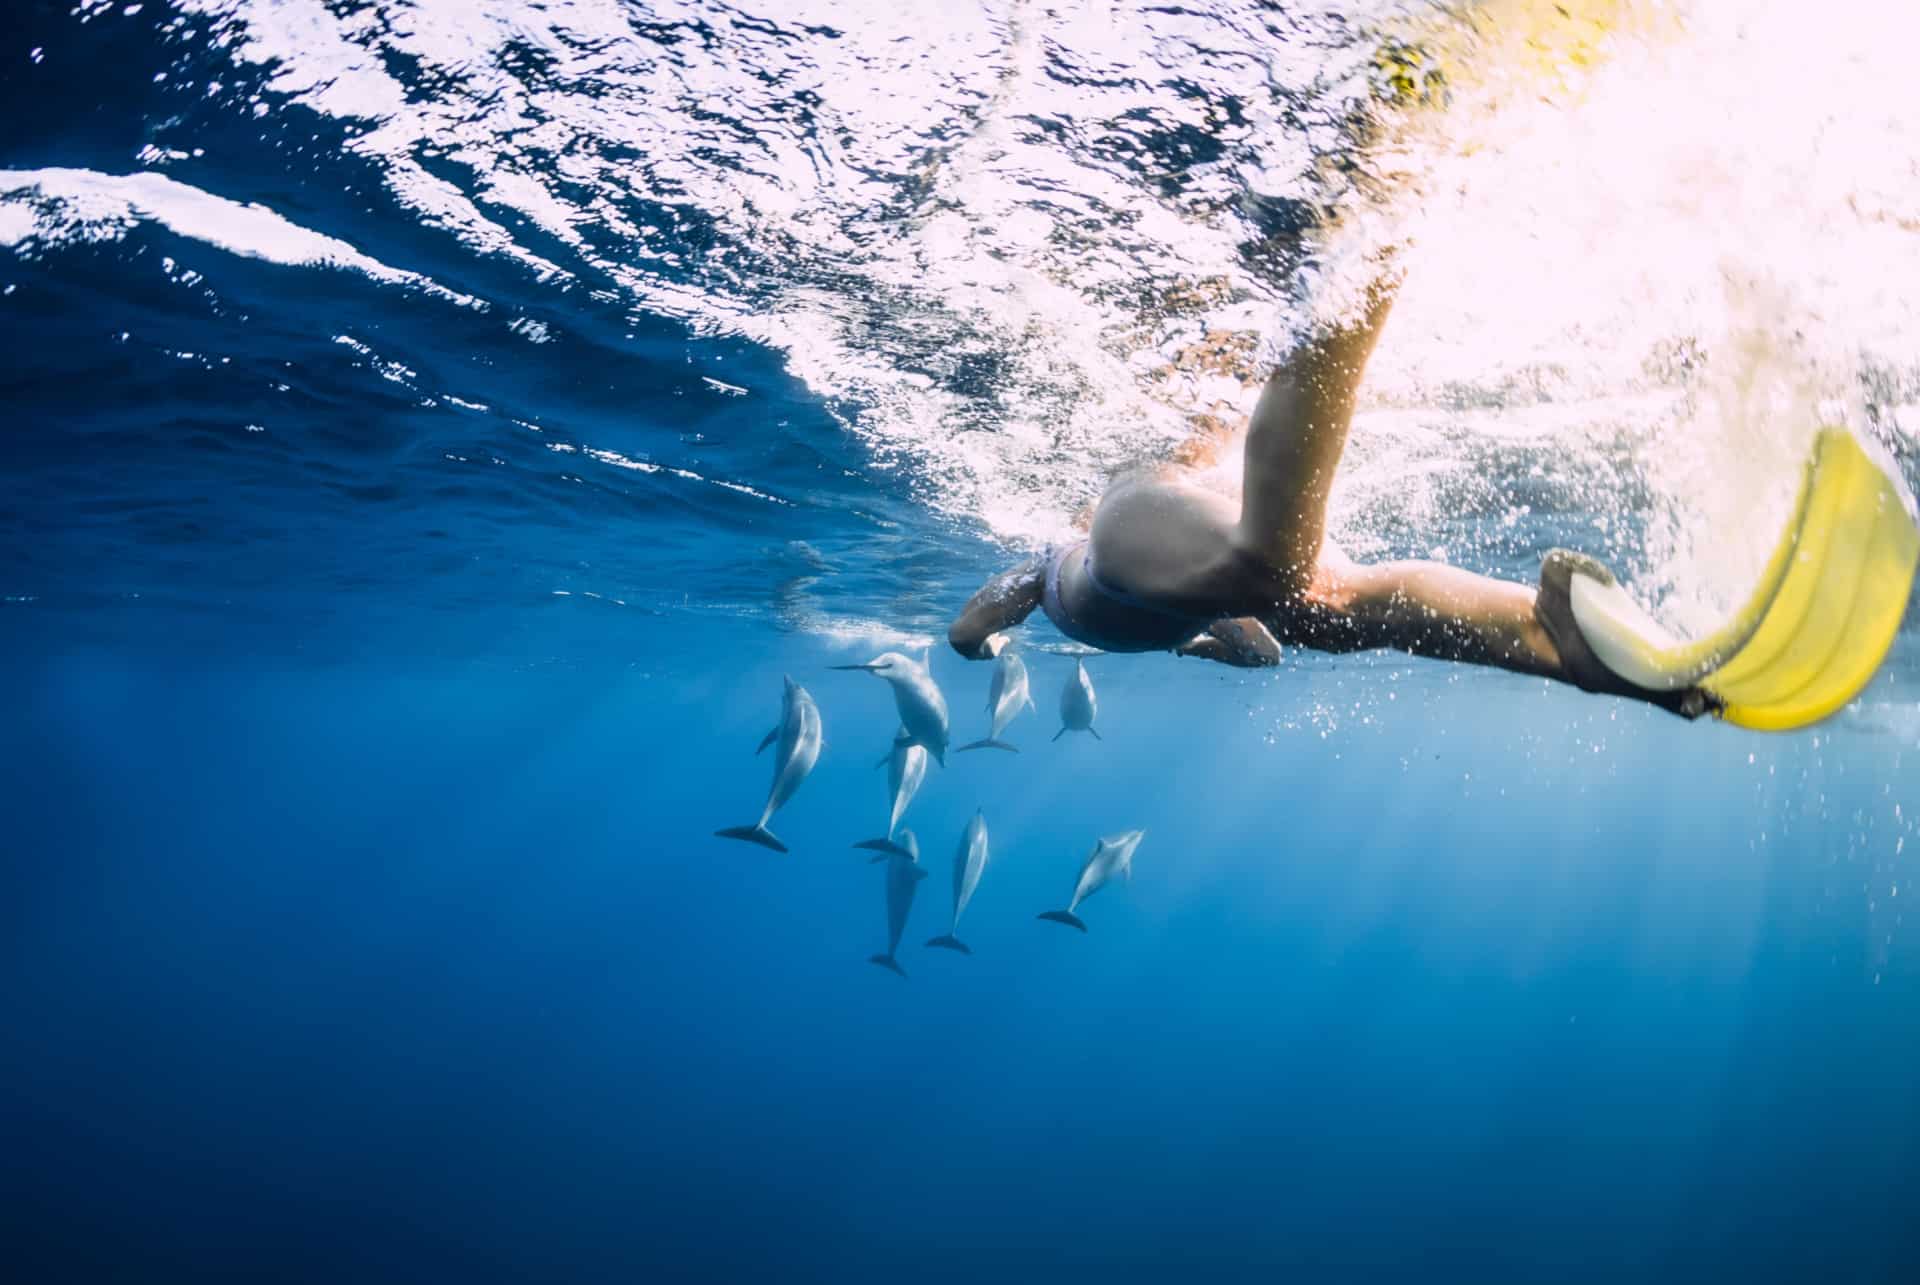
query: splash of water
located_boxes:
[1350,0,1920,628]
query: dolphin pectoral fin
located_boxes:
[913,866,929,881]
[1088,726,1102,741]
[755,726,779,754]
[925,934,972,954]
[1037,910,1087,932]
[956,738,1020,753]
[869,954,908,978]
[715,824,787,853]
[1052,727,1067,742]
[854,837,915,858]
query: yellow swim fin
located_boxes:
[1566,428,1919,731]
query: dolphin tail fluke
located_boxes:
[1037,910,1087,932]
[715,824,787,853]
[925,934,972,954]
[869,954,907,978]
[956,738,1020,753]
[1052,727,1067,742]
[853,837,915,859]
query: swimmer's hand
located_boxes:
[947,624,1012,661]
[949,630,1009,660]
[1176,617,1282,668]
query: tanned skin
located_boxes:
[948,274,1568,679]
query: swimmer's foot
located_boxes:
[1535,549,1720,721]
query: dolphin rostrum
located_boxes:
[831,650,950,765]
[853,728,927,858]
[958,650,1034,753]
[715,676,823,853]
[868,828,928,978]
[1054,658,1100,741]
[927,810,990,954]
[1038,829,1144,932]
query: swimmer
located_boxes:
[947,269,1716,718]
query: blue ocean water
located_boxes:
[5,3,1919,1282]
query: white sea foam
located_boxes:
[811,619,940,656]
[0,167,484,308]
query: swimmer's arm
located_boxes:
[948,556,1046,660]
[1176,617,1283,668]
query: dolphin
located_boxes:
[854,826,919,864]
[958,649,1034,753]
[868,828,928,978]
[927,810,990,954]
[715,676,823,853]
[1037,829,1144,931]
[831,650,950,765]
[1054,658,1100,741]
[853,728,927,858]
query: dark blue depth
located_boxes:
[3,5,1918,1283]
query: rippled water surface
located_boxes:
[12,0,1920,643]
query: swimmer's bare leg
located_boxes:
[1175,617,1283,668]
[1234,273,1399,587]
[1313,555,1713,716]
[1236,270,1568,681]
[1311,557,1561,678]
[948,555,1044,659]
